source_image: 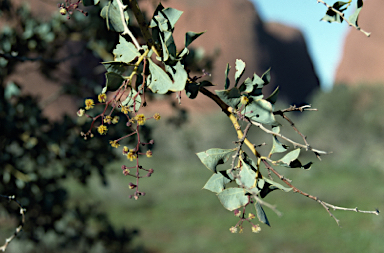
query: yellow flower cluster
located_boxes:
[112,116,119,124]
[85,99,94,110]
[121,106,130,114]
[127,150,137,161]
[251,224,261,233]
[153,113,161,121]
[98,93,107,103]
[97,125,108,135]
[109,140,120,148]
[135,114,146,125]
[104,115,112,124]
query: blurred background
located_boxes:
[1,0,384,252]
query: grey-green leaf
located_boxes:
[242,99,278,125]
[185,31,205,47]
[269,126,289,155]
[121,88,141,112]
[147,59,173,94]
[276,148,300,167]
[255,201,271,226]
[321,1,350,23]
[263,178,293,193]
[266,86,279,105]
[217,188,248,211]
[236,158,256,188]
[234,59,246,87]
[348,0,363,27]
[164,61,187,92]
[113,36,140,64]
[215,88,241,109]
[196,148,235,173]
[203,172,231,194]
[100,1,129,32]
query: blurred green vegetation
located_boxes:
[44,84,384,253]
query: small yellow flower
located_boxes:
[239,226,244,234]
[229,226,237,233]
[251,224,261,233]
[240,95,249,105]
[122,146,129,155]
[146,150,152,158]
[127,150,137,161]
[153,113,161,121]
[85,99,95,110]
[248,213,256,220]
[104,115,112,124]
[59,7,67,15]
[109,140,120,148]
[135,114,146,125]
[97,125,108,135]
[121,106,130,114]
[98,93,107,103]
[77,108,85,117]
[112,116,119,124]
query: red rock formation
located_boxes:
[335,0,384,85]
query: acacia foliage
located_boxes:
[75,0,377,234]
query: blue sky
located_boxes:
[252,0,353,90]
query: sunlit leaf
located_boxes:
[100,1,129,32]
[236,158,256,188]
[196,148,235,173]
[113,36,140,64]
[269,126,289,155]
[217,188,248,211]
[164,61,187,92]
[147,59,173,94]
[203,172,231,194]
[348,0,363,27]
[234,59,246,86]
[242,99,278,125]
[321,1,350,23]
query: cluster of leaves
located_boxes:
[79,0,209,199]
[197,60,318,232]
[320,0,370,36]
[77,0,378,234]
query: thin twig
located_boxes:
[261,159,379,226]
[0,195,26,252]
[274,105,316,150]
[317,0,371,37]
[250,119,328,156]
[115,0,142,50]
